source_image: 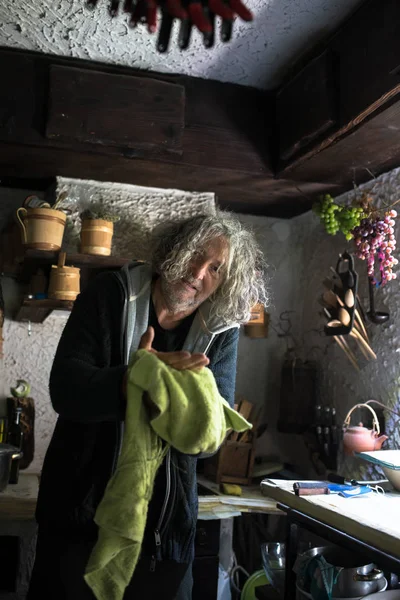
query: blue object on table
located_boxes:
[336,485,373,498]
[325,483,374,497]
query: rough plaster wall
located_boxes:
[295,167,400,480]
[0,0,363,89]
[56,176,215,258]
[0,182,215,474]
[235,214,312,470]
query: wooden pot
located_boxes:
[48,253,80,301]
[16,207,66,251]
[80,219,114,256]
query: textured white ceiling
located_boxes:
[0,0,363,89]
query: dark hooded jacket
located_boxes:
[36,263,239,564]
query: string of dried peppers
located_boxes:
[86,0,254,51]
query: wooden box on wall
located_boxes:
[203,440,255,486]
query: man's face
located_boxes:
[161,237,229,314]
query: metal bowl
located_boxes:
[296,576,387,600]
[298,546,385,598]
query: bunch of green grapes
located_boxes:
[313,195,366,240]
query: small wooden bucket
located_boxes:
[80,219,114,256]
[48,253,80,301]
[16,207,66,251]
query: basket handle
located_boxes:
[343,403,380,434]
[58,252,66,268]
[16,207,27,244]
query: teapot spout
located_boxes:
[374,435,389,450]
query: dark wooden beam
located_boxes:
[0,48,271,171]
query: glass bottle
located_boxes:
[7,407,23,485]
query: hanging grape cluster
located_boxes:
[353,210,398,284]
[313,194,398,285]
[312,195,365,240]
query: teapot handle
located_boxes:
[343,402,380,434]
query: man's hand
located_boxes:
[139,326,210,370]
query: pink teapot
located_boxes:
[342,403,388,456]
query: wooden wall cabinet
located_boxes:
[276,0,400,193]
[276,50,338,163]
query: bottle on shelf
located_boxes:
[7,406,23,484]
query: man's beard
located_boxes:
[160,276,201,314]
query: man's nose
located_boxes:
[191,261,208,280]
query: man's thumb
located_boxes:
[139,326,155,350]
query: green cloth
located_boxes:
[84,349,251,600]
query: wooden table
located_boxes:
[261,479,400,600]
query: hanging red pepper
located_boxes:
[146,0,158,32]
[208,0,233,21]
[229,0,253,21]
[84,0,254,48]
[187,0,212,33]
[164,0,187,20]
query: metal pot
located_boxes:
[299,546,384,598]
[0,444,22,492]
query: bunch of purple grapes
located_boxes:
[352,209,398,285]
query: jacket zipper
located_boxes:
[150,447,176,571]
[110,272,128,477]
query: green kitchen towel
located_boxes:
[84,349,251,600]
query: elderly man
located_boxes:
[28,212,267,600]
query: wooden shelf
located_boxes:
[18,250,131,283]
[7,250,135,323]
[15,299,74,323]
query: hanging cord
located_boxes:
[229,551,250,596]
[230,564,250,596]
[365,399,400,419]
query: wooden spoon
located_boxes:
[338,307,351,326]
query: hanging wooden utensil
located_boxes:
[325,252,358,337]
[350,329,377,360]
